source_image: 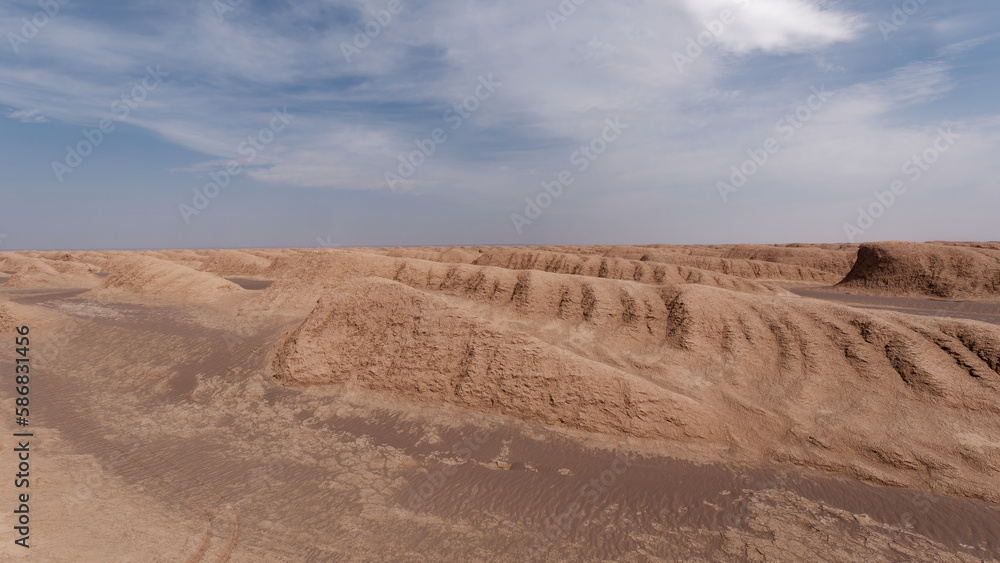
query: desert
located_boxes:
[3,0,998,559]
[3,241,1000,561]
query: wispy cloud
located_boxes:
[7,108,47,123]
[939,32,1000,57]
[0,0,997,247]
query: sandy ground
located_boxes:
[1,243,1000,561]
[789,287,1000,326]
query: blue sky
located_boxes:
[0,0,997,250]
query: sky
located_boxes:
[0,0,997,250]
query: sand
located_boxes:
[0,302,14,332]
[2,241,1000,561]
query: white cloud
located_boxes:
[7,108,47,123]
[682,0,865,54]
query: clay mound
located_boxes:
[47,250,115,272]
[543,244,728,259]
[838,241,1000,300]
[640,244,729,258]
[196,249,272,276]
[271,277,707,439]
[0,254,61,277]
[2,273,66,287]
[87,255,241,300]
[153,249,209,262]
[390,259,665,324]
[244,250,402,317]
[782,242,859,251]
[722,245,857,276]
[269,268,1000,501]
[0,253,103,287]
[541,245,843,283]
[438,247,481,263]
[138,250,204,271]
[635,284,1000,500]
[248,250,679,326]
[929,241,1000,252]
[644,252,839,283]
[384,248,444,262]
[244,248,301,263]
[32,251,76,261]
[471,247,784,295]
[382,246,480,264]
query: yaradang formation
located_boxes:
[5,242,1000,560]
[838,240,1000,300]
[264,244,1000,503]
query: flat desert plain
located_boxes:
[3,240,1000,561]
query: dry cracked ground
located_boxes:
[2,240,1000,561]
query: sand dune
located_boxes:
[839,241,1000,300]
